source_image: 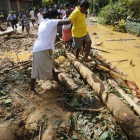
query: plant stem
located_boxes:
[132,66,136,78]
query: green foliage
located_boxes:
[130,60,135,67]
[98,0,140,25]
[130,60,136,78]
[89,0,110,15]
[113,21,126,33]
[0,14,4,18]
[42,0,53,7]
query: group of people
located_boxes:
[7,6,45,37]
[30,0,93,95]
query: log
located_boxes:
[125,80,140,105]
[66,52,140,140]
[95,53,127,76]
[0,30,13,36]
[108,79,140,116]
[58,73,88,98]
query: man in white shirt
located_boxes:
[57,6,65,19]
[7,11,17,30]
[29,9,71,95]
[35,8,43,26]
[42,6,47,13]
[30,8,35,27]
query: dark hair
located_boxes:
[66,9,71,14]
[80,0,90,8]
[39,8,43,11]
[65,3,70,8]
[77,0,81,5]
[43,9,58,19]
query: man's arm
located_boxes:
[57,19,71,26]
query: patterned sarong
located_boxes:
[62,29,72,42]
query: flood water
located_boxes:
[0,50,32,62]
[88,24,140,88]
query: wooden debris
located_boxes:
[58,73,89,98]
[65,102,104,112]
[0,30,13,36]
[108,79,140,116]
[92,32,97,35]
[106,39,136,41]
[0,26,6,32]
[66,52,140,140]
[110,59,128,63]
[39,126,42,140]
[95,53,127,76]
[91,47,110,53]
[125,80,140,105]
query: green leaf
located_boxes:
[99,131,109,140]
[0,90,5,95]
[71,135,78,139]
[4,99,12,104]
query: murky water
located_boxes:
[88,24,140,88]
[0,50,32,62]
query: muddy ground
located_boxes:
[0,18,131,140]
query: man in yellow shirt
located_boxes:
[69,0,92,62]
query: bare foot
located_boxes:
[29,88,39,95]
[82,58,93,62]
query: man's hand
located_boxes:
[57,19,71,26]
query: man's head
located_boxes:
[66,9,71,18]
[59,6,62,10]
[77,0,81,6]
[11,11,14,15]
[65,3,70,10]
[43,9,58,19]
[21,9,25,14]
[39,8,43,15]
[79,0,90,13]
[26,11,29,17]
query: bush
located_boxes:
[98,2,128,25]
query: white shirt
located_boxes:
[57,9,65,15]
[62,16,71,30]
[30,10,35,19]
[33,18,60,52]
[37,13,43,24]
[7,14,16,20]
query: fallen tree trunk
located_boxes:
[58,73,104,111]
[125,80,140,105]
[95,53,127,76]
[66,52,140,140]
[58,73,89,98]
[108,79,140,116]
[0,30,13,36]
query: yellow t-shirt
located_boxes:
[69,7,87,38]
